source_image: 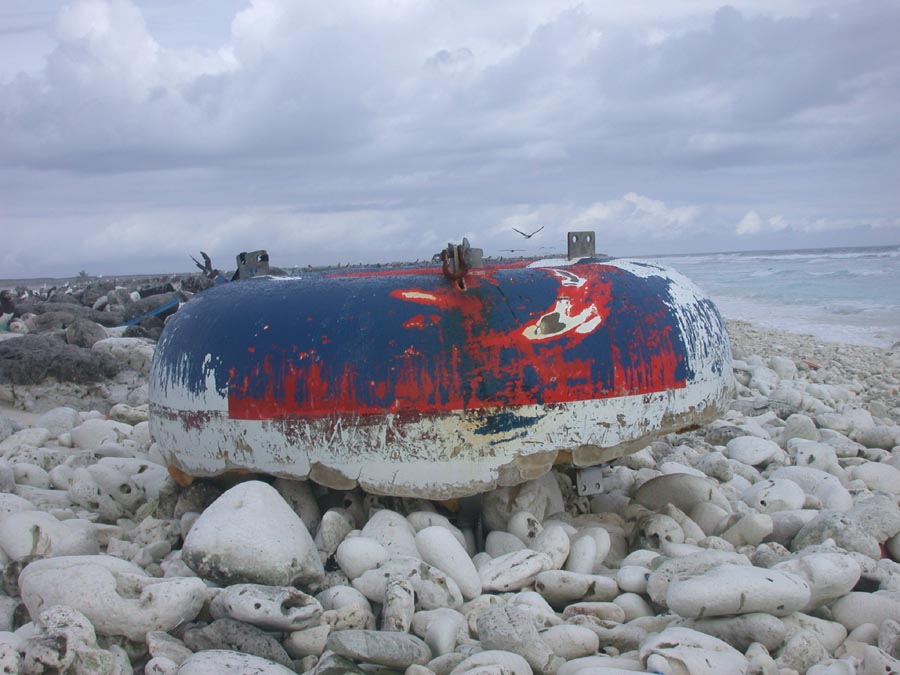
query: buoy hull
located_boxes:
[149,258,733,498]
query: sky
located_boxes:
[0,0,898,278]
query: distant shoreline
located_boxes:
[3,243,897,289]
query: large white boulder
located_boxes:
[182,480,324,587]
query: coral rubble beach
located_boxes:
[0,279,899,674]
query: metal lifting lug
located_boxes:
[436,238,483,290]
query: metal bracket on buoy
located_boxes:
[567,231,596,260]
[235,250,270,279]
[436,238,483,290]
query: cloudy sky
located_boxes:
[1,0,898,278]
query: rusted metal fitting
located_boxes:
[437,238,483,290]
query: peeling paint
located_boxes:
[149,258,733,498]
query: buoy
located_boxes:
[149,236,733,499]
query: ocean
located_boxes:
[649,245,900,350]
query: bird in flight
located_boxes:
[513,225,544,239]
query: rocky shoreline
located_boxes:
[1,277,899,674]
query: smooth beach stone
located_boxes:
[326,629,431,668]
[335,535,390,580]
[782,613,848,653]
[564,534,597,574]
[416,526,482,600]
[769,466,852,511]
[806,659,857,675]
[476,605,561,675]
[889,532,900,563]
[15,485,72,511]
[689,502,730,536]
[573,526,612,571]
[509,591,561,629]
[633,473,732,514]
[129,420,152,450]
[145,656,179,675]
[768,509,820,547]
[788,438,844,474]
[361,508,420,559]
[721,512,774,547]
[678,612,787,652]
[69,418,131,449]
[558,657,646,675]
[34,407,80,438]
[0,428,50,454]
[485,530,527,558]
[314,508,354,560]
[781,413,821,445]
[659,503,706,543]
[641,626,749,674]
[407,511,468,549]
[479,549,550,593]
[284,624,330,658]
[613,593,654,622]
[0,509,98,560]
[508,511,543,544]
[316,585,372,612]
[852,425,900,449]
[659,460,707,478]
[831,591,900,632]
[666,564,811,618]
[741,479,807,514]
[725,436,781,466]
[175,649,296,675]
[849,462,900,494]
[859,645,900,675]
[768,355,798,379]
[147,631,194,665]
[48,463,75,489]
[538,624,599,660]
[448,650,533,675]
[616,566,651,594]
[19,555,207,641]
[12,462,50,488]
[532,523,571,570]
[272,478,321,532]
[417,608,467,656]
[645,550,751,606]
[381,577,415,632]
[534,570,618,608]
[773,552,861,610]
[209,583,322,631]
[352,556,464,609]
[182,480,324,587]
[308,651,366,674]
[183,618,292,667]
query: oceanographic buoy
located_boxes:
[149,234,733,499]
